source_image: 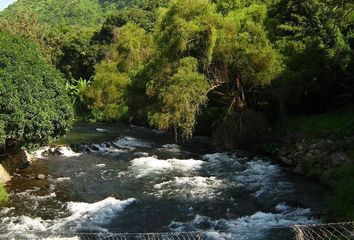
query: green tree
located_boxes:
[209,3,282,146]
[136,0,217,138]
[148,57,210,140]
[84,61,130,122]
[156,0,217,65]
[83,23,153,122]
[57,30,104,81]
[269,0,353,113]
[115,23,154,72]
[0,32,74,148]
[212,3,282,110]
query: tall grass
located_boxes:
[0,182,8,203]
[277,105,354,138]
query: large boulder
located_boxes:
[0,164,11,183]
[18,149,34,169]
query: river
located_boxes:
[0,123,326,239]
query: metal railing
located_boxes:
[294,222,354,240]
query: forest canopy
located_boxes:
[0,0,353,144]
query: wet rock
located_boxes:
[293,151,304,158]
[37,174,46,180]
[110,192,123,199]
[280,156,293,166]
[330,153,351,166]
[293,165,303,174]
[19,149,34,167]
[47,147,62,156]
[310,149,322,156]
[92,145,100,151]
[296,143,304,151]
[0,164,11,183]
[96,128,109,133]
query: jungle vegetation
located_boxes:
[0,0,353,219]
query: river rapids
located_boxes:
[0,123,325,240]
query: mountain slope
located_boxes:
[0,0,106,29]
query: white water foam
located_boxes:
[0,197,135,239]
[55,177,71,183]
[32,146,81,158]
[95,164,106,168]
[235,160,291,197]
[42,237,80,240]
[202,153,243,176]
[161,144,182,153]
[58,147,82,157]
[64,197,135,228]
[13,188,57,203]
[203,153,239,163]
[32,146,51,159]
[202,153,292,198]
[152,176,225,200]
[88,143,126,154]
[96,128,110,133]
[169,203,318,240]
[129,157,204,178]
[112,137,152,149]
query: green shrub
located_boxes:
[0,183,8,203]
[0,32,74,147]
[325,165,354,221]
[83,61,130,122]
[277,105,354,138]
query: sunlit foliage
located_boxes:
[0,32,73,147]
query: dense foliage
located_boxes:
[0,32,74,148]
[0,0,353,222]
[1,0,352,141]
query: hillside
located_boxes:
[0,0,106,29]
[0,0,166,29]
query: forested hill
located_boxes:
[0,0,168,29]
[0,0,353,146]
[0,0,105,29]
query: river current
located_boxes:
[0,123,325,239]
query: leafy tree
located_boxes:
[269,0,353,113]
[147,57,210,140]
[0,120,5,146]
[0,32,74,148]
[57,30,104,81]
[84,61,130,122]
[0,11,57,62]
[212,3,282,110]
[115,23,154,72]
[213,0,245,14]
[155,0,218,65]
[83,23,153,122]
[136,0,217,138]
[209,3,282,145]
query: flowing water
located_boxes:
[0,123,326,239]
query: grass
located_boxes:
[0,182,8,203]
[277,105,354,138]
[325,165,354,221]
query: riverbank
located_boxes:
[265,105,354,221]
